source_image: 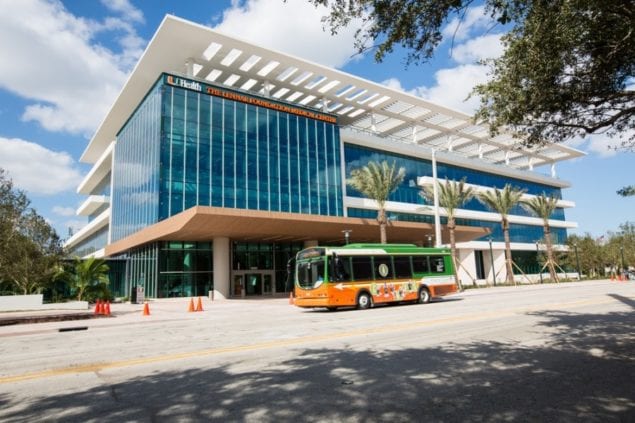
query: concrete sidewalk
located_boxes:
[0,296,291,337]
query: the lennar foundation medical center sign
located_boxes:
[165,74,337,124]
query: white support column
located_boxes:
[213,237,230,299]
[551,163,557,178]
[185,59,194,77]
[447,135,454,152]
[263,81,271,97]
[478,144,484,159]
[505,150,510,165]
[431,148,442,248]
[528,157,534,171]
[321,98,329,113]
[371,112,377,133]
[412,126,417,143]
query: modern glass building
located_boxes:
[64,15,583,298]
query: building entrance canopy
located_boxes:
[105,206,489,256]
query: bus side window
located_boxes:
[373,256,393,280]
[333,256,352,282]
[351,256,373,281]
[393,256,412,278]
[430,256,445,273]
[412,256,430,274]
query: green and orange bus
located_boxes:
[293,244,457,310]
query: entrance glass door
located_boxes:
[231,271,276,297]
[245,273,262,296]
[233,275,244,297]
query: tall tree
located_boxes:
[522,194,560,282]
[422,178,474,289]
[348,160,405,243]
[69,257,109,301]
[0,169,63,294]
[309,0,635,150]
[477,185,526,284]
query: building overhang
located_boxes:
[82,14,586,173]
[104,206,489,256]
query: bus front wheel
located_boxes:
[357,292,372,310]
[418,287,431,304]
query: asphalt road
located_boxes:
[0,280,633,422]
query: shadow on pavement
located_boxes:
[1,299,633,422]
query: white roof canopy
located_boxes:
[82,15,585,170]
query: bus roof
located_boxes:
[297,244,451,257]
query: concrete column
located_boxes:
[303,240,319,248]
[213,237,230,299]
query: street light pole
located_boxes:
[431,148,442,248]
[426,234,433,248]
[574,243,581,280]
[342,230,352,245]
[536,241,543,284]
[620,245,625,273]
[489,237,496,286]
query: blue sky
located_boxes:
[0,0,631,240]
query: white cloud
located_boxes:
[0,137,83,195]
[0,0,144,135]
[451,33,504,64]
[100,0,144,24]
[442,6,494,43]
[381,77,407,92]
[212,0,363,68]
[52,206,76,217]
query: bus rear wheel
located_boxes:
[357,292,372,310]
[418,287,431,304]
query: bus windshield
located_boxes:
[296,259,325,289]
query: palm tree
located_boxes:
[522,193,560,282]
[70,257,109,301]
[348,161,405,243]
[422,178,474,290]
[477,184,526,285]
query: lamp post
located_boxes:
[431,148,442,248]
[536,241,543,284]
[620,245,625,274]
[342,230,352,245]
[574,243,581,280]
[489,237,496,286]
[426,234,433,248]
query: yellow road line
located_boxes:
[0,296,618,384]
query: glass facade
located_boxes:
[68,226,109,257]
[123,243,159,298]
[111,83,162,242]
[159,78,343,220]
[158,241,213,298]
[344,144,566,220]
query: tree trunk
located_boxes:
[448,219,461,290]
[502,218,515,285]
[543,223,559,282]
[378,208,387,244]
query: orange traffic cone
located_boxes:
[288,292,294,305]
[104,301,111,316]
[610,274,615,281]
[195,297,204,312]
[187,298,195,312]
[94,299,100,315]
[142,302,150,316]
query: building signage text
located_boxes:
[165,74,336,124]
